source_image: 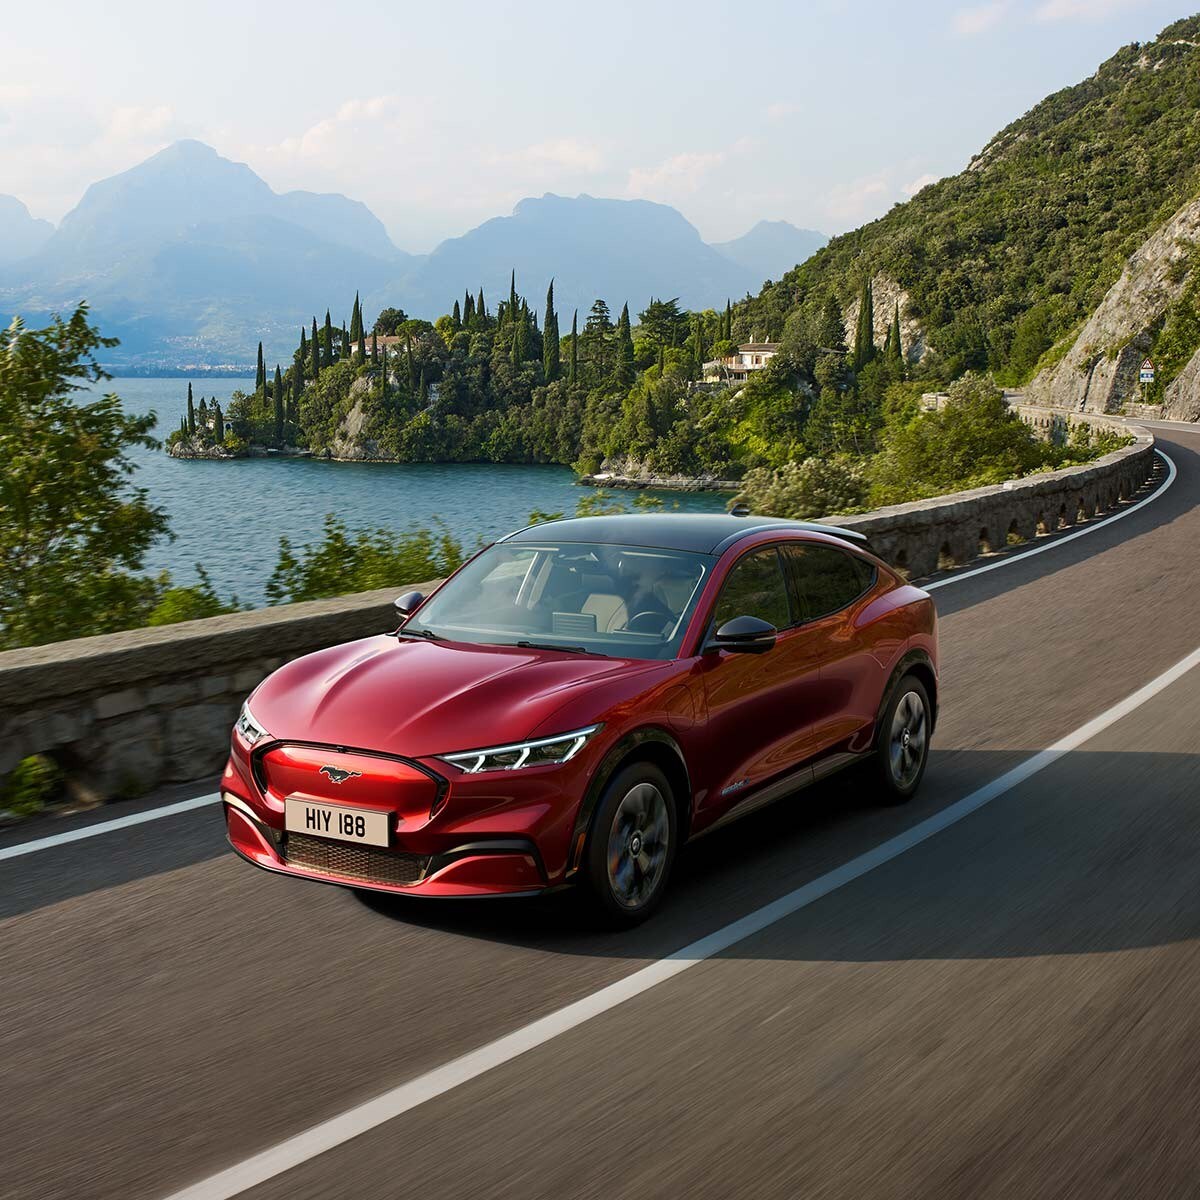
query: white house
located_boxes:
[702,341,780,384]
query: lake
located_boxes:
[105,378,729,606]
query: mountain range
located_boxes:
[0,141,825,369]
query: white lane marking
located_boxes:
[161,641,1200,1200]
[925,448,1176,590]
[0,450,1180,862]
[0,794,220,862]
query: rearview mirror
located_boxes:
[394,591,425,618]
[710,614,777,655]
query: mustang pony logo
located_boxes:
[319,765,362,785]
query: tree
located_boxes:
[584,299,613,381]
[214,402,224,441]
[323,311,335,369]
[349,291,363,343]
[638,298,689,351]
[0,307,171,647]
[853,278,876,371]
[888,301,904,369]
[311,317,321,381]
[373,306,408,337]
[273,364,284,442]
[569,309,578,386]
[451,299,462,331]
[186,381,196,434]
[615,303,635,385]
[724,298,733,342]
[543,279,560,381]
[816,293,847,353]
[256,342,265,392]
[299,326,308,376]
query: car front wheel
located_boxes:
[873,674,931,803]
[582,762,677,925]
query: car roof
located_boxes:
[500,512,869,555]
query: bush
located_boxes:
[732,456,868,519]
[265,515,464,604]
[2,754,63,819]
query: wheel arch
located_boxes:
[883,648,938,734]
[566,727,692,879]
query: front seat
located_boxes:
[582,593,629,633]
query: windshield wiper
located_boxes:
[394,626,443,641]
[514,639,604,656]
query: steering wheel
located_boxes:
[625,611,669,634]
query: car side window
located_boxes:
[783,545,875,621]
[711,548,792,632]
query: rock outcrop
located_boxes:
[842,273,927,364]
[1164,345,1200,421]
[1027,194,1200,413]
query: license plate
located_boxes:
[284,798,391,847]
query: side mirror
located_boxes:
[710,614,777,655]
[393,591,425,618]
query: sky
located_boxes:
[0,0,1193,251]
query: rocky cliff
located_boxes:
[1026,194,1200,414]
[841,273,927,364]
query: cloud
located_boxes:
[903,172,940,195]
[1034,0,1138,20]
[765,101,799,121]
[822,173,892,224]
[952,3,1009,35]
[488,137,605,172]
[625,151,726,199]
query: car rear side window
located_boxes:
[711,548,792,632]
[783,545,876,621]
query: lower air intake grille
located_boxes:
[284,833,429,886]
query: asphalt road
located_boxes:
[3,426,1199,1200]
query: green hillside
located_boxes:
[735,14,1200,384]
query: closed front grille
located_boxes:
[284,833,429,886]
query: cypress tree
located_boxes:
[406,335,416,387]
[186,382,196,434]
[693,315,705,365]
[418,368,428,406]
[359,326,367,361]
[658,344,666,375]
[256,342,265,392]
[616,303,635,385]
[853,278,875,370]
[477,287,486,322]
[323,311,334,368]
[543,280,560,381]
[299,326,308,374]
[464,291,475,327]
[379,346,388,400]
[371,330,378,361]
[724,298,732,341]
[214,403,224,442]
[569,310,578,386]
[311,318,321,380]
[889,301,904,368]
[509,269,518,320]
[340,322,348,360]
[349,291,363,343]
[451,300,462,331]
[273,365,284,442]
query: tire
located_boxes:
[582,761,677,926]
[873,674,932,804]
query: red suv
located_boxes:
[222,514,938,923]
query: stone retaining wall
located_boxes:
[0,408,1157,802]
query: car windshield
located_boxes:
[404,540,712,659]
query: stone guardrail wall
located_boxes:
[0,406,1156,803]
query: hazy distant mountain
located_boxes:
[0,143,820,367]
[380,194,761,325]
[0,195,54,267]
[712,220,827,283]
[2,141,408,367]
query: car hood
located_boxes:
[247,634,672,758]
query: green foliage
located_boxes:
[147,565,240,626]
[1145,271,1200,399]
[733,456,869,519]
[265,515,465,604]
[0,306,172,648]
[1,754,62,818]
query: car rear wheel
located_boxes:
[582,762,677,925]
[873,674,931,803]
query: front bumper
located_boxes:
[224,793,549,897]
[220,733,600,898]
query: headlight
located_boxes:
[436,725,600,774]
[235,701,270,746]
